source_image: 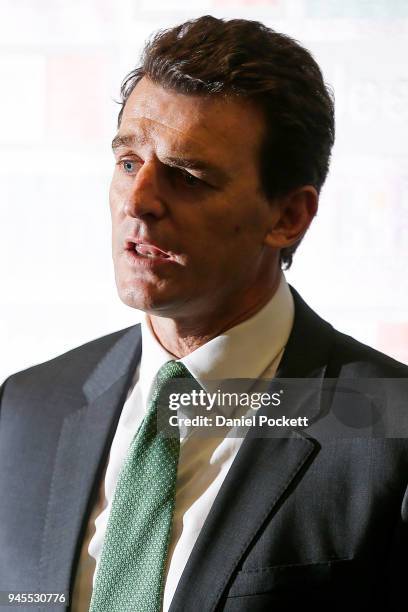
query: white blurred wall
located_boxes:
[1,0,408,383]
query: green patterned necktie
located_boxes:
[89,360,193,612]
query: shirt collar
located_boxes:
[182,273,294,384]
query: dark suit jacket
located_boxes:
[1,287,407,612]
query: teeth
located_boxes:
[135,245,156,258]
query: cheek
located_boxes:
[109,179,124,220]
[109,185,124,252]
[209,200,266,246]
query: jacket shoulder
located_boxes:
[288,285,408,379]
[1,325,141,398]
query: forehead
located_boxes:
[118,76,265,163]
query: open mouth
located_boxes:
[134,243,170,258]
[125,240,172,261]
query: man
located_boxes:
[0,15,407,612]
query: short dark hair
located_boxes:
[117,15,335,269]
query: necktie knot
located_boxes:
[149,361,193,418]
[155,360,193,385]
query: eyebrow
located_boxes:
[112,134,145,151]
[111,133,229,184]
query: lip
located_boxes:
[123,238,176,268]
[125,239,171,257]
[123,249,175,268]
[125,238,172,255]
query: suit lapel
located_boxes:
[38,326,141,597]
[169,287,334,612]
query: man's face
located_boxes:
[110,76,279,320]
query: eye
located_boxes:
[179,170,202,187]
[122,160,136,174]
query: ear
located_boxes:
[263,185,318,249]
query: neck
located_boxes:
[149,272,282,358]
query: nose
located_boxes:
[123,159,166,219]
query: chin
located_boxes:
[118,285,153,311]
[117,281,195,319]
[116,282,170,314]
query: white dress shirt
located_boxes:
[71,274,294,611]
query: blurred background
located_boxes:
[1,0,408,383]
